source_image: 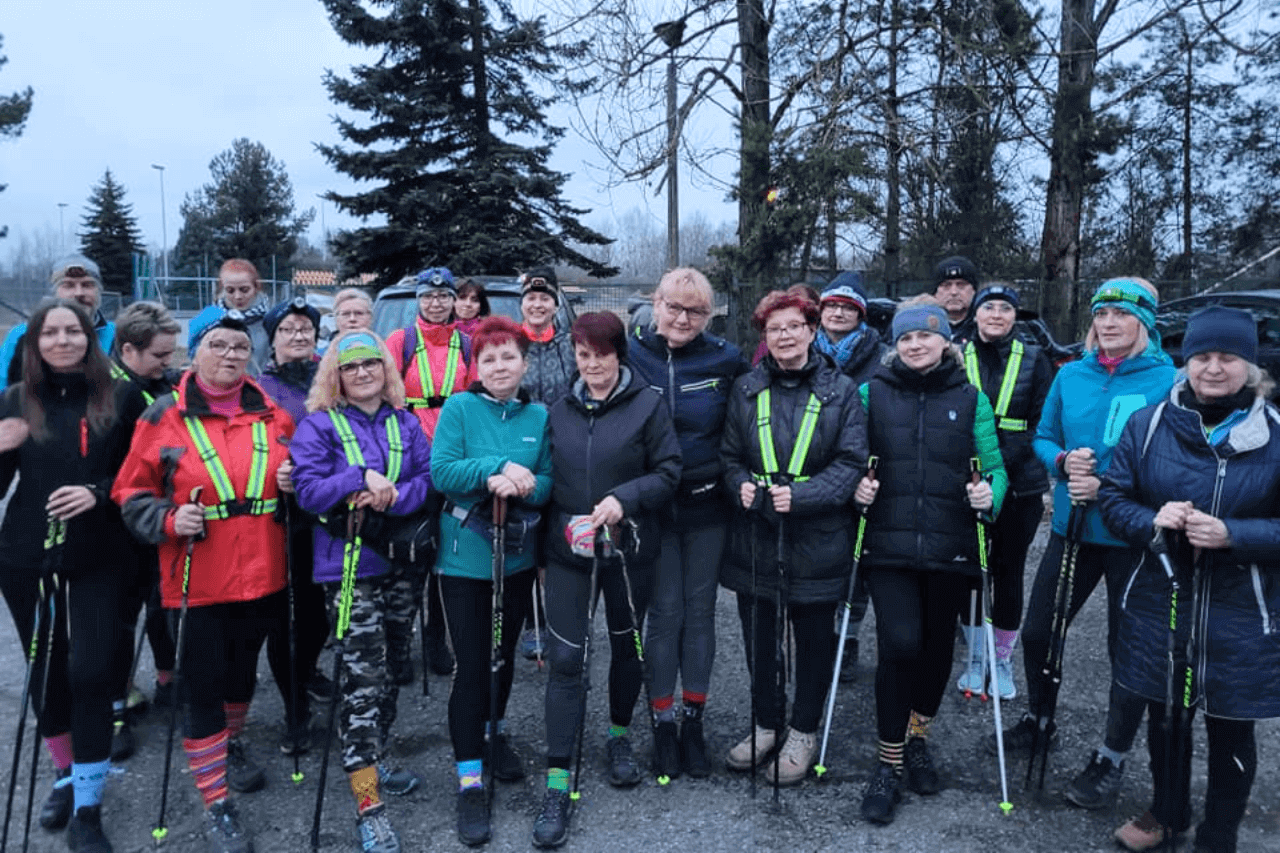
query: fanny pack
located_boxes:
[563,515,641,560]
[319,504,438,568]
[444,499,542,556]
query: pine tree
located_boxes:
[1,35,34,240]
[319,0,616,283]
[78,169,143,297]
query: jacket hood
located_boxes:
[1165,378,1275,456]
[567,365,643,415]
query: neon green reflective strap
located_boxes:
[327,410,404,483]
[328,410,367,467]
[754,388,821,483]
[184,417,276,519]
[963,340,1025,428]
[185,417,237,504]
[245,421,269,503]
[409,327,461,403]
[384,416,403,482]
[110,361,155,403]
[337,522,360,640]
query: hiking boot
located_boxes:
[1064,750,1124,810]
[492,732,525,782]
[652,721,681,781]
[1115,810,1185,852]
[988,714,1056,755]
[993,657,1017,700]
[838,636,859,684]
[532,788,571,849]
[1193,821,1239,853]
[860,762,903,825]
[109,716,136,762]
[680,715,711,778]
[39,768,73,829]
[455,787,490,847]
[204,799,253,853]
[957,626,986,696]
[66,805,112,853]
[226,739,265,793]
[279,722,311,757]
[605,736,641,787]
[725,726,777,771]
[377,763,422,796]
[519,627,544,661]
[355,805,400,853]
[764,727,816,786]
[904,737,941,795]
[124,684,149,721]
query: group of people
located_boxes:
[0,251,1274,853]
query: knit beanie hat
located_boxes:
[933,255,979,290]
[414,267,456,298]
[972,283,1020,312]
[520,266,561,304]
[891,302,952,342]
[264,296,321,341]
[1182,305,1257,364]
[820,271,867,317]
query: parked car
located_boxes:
[1158,289,1280,394]
[372,275,577,340]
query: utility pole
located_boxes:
[151,164,169,291]
[654,19,687,273]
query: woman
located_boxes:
[186,259,273,372]
[332,288,375,335]
[955,285,1052,699]
[452,278,490,337]
[532,312,681,850]
[1099,306,1280,853]
[0,300,145,853]
[290,330,433,853]
[719,290,867,788]
[853,295,1007,825]
[994,278,1177,813]
[628,267,746,779]
[257,296,331,756]
[113,311,294,853]
[431,317,552,845]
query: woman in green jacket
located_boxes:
[430,316,553,846]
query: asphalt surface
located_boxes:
[1,515,1278,853]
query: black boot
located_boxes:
[456,787,491,847]
[67,805,113,853]
[39,768,73,830]
[652,721,680,781]
[532,788,571,849]
[680,703,711,778]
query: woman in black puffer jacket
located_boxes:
[719,289,867,788]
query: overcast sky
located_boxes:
[1,0,733,264]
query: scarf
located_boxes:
[814,326,864,369]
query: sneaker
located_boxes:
[1064,750,1124,809]
[124,684,149,720]
[860,762,903,825]
[279,722,311,757]
[531,788,571,849]
[652,721,681,780]
[355,805,401,853]
[110,717,136,762]
[226,739,265,794]
[204,799,253,853]
[519,627,544,661]
[725,726,777,771]
[904,737,941,795]
[993,657,1017,700]
[377,762,422,796]
[764,727,816,786]
[66,805,112,853]
[492,732,525,782]
[39,768,73,830]
[152,680,176,711]
[1115,810,1184,852]
[605,736,641,787]
[679,715,711,778]
[306,672,336,705]
[988,714,1056,755]
[455,787,490,847]
[838,636,859,684]
[957,626,986,695]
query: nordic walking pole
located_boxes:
[152,487,202,844]
[418,572,430,697]
[610,523,659,782]
[972,459,1012,815]
[284,499,304,785]
[772,484,788,804]
[1150,528,1183,852]
[748,522,759,800]
[569,533,601,804]
[23,557,59,853]
[815,457,876,778]
[531,574,544,670]
[1,578,46,852]
[312,505,362,852]
[487,496,507,808]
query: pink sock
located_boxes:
[994,628,1019,661]
[223,702,250,739]
[44,733,73,771]
[156,671,173,687]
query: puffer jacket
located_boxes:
[859,353,1007,576]
[112,371,293,608]
[963,334,1052,497]
[524,329,576,407]
[1034,345,1176,546]
[386,318,473,441]
[545,367,682,569]
[1100,383,1280,720]
[719,352,867,603]
[291,402,434,583]
[629,325,747,527]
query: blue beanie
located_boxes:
[1182,305,1257,364]
[264,296,321,341]
[820,271,868,316]
[891,302,952,342]
[414,267,456,298]
[972,284,1020,312]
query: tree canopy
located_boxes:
[78,169,143,297]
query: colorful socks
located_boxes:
[71,760,111,810]
[44,733,73,771]
[458,759,483,791]
[546,767,570,792]
[607,724,627,739]
[184,729,229,808]
[350,765,382,815]
[994,628,1018,662]
[878,740,905,771]
[652,696,676,724]
[156,670,173,687]
[223,702,249,739]
[907,711,933,741]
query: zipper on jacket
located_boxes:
[667,349,676,411]
[916,391,926,561]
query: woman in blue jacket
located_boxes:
[1099,306,1280,853]
[994,278,1177,813]
[431,317,552,846]
[290,330,433,853]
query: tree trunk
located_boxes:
[883,0,903,297]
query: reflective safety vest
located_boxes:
[963,339,1027,432]
[110,361,157,404]
[183,417,278,519]
[754,387,821,484]
[406,327,462,410]
[326,409,404,482]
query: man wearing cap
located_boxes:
[0,254,116,388]
[932,255,980,344]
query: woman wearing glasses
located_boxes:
[628,267,747,780]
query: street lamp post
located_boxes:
[57,202,68,250]
[317,193,327,262]
[654,19,686,273]
[151,164,169,294]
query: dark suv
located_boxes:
[1157,288,1280,386]
[372,276,576,340]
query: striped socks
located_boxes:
[223,702,249,739]
[458,760,483,791]
[184,729,229,808]
[878,740,905,771]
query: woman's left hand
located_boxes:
[276,458,295,494]
[769,485,792,514]
[966,479,993,512]
[487,474,520,498]
[1184,509,1231,549]
[46,485,96,520]
[1066,474,1100,503]
[588,495,624,529]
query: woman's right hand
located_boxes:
[739,481,757,510]
[502,462,536,497]
[854,475,879,508]
[1154,500,1195,530]
[487,474,520,498]
[1063,447,1096,478]
[172,502,205,538]
[0,418,29,452]
[363,469,399,511]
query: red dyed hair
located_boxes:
[751,290,820,332]
[471,315,529,359]
[571,312,627,360]
[218,258,260,286]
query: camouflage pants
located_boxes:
[383,560,427,678]
[324,570,416,772]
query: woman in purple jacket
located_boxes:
[290,330,433,853]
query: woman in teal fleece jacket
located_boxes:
[430,316,552,846]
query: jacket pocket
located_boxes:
[1249,564,1274,636]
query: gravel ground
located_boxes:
[1,516,1277,853]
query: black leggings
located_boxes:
[266,527,329,725]
[114,552,176,702]
[866,566,971,742]
[734,594,836,734]
[440,571,534,763]
[960,494,1044,630]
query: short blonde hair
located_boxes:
[305,329,406,413]
[1084,278,1159,357]
[333,288,373,315]
[655,267,714,309]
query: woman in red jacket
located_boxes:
[113,312,293,853]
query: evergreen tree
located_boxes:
[319,0,616,283]
[0,35,34,240]
[78,169,144,297]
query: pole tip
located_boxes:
[152,826,168,841]
[1000,801,1014,814]
[656,775,670,786]
[569,791,581,801]
[292,771,305,784]
[813,764,826,777]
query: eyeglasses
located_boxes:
[822,302,860,314]
[338,358,384,376]
[206,340,252,358]
[275,324,314,338]
[421,291,454,303]
[764,322,809,338]
[336,309,371,320]
[661,300,711,320]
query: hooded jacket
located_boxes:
[963,333,1052,497]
